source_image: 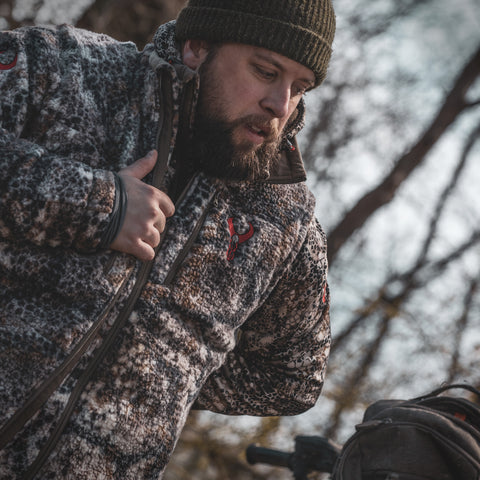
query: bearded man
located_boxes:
[0,0,335,478]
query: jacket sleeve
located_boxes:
[0,27,116,251]
[194,217,331,416]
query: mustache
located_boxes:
[231,114,280,143]
[193,108,281,146]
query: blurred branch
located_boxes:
[447,273,479,383]
[427,229,480,276]
[398,120,480,279]
[328,232,480,434]
[349,0,432,41]
[330,121,480,417]
[0,0,28,28]
[165,413,285,479]
[302,82,352,172]
[332,117,480,353]
[76,0,187,46]
[326,313,393,437]
[332,226,480,356]
[466,99,480,108]
[327,45,480,265]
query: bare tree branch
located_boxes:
[466,99,480,108]
[326,314,393,437]
[76,0,187,46]
[1,0,29,28]
[447,274,479,383]
[396,121,480,281]
[327,45,480,264]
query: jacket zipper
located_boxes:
[161,72,210,287]
[152,71,174,188]
[163,182,217,286]
[22,71,176,479]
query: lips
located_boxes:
[253,123,269,135]
[246,122,274,143]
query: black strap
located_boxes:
[98,172,128,249]
[415,383,480,402]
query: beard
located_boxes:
[184,50,283,182]
[187,112,281,182]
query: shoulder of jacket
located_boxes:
[274,181,317,215]
[0,24,139,60]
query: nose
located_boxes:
[260,85,291,119]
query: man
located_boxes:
[0,0,335,478]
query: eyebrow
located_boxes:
[252,50,315,87]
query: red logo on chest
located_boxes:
[226,217,254,261]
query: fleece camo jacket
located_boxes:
[0,21,330,479]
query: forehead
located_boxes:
[216,43,315,84]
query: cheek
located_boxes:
[223,89,258,122]
[224,71,263,109]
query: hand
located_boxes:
[110,150,175,261]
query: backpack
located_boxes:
[332,384,480,480]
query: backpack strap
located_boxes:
[414,383,480,402]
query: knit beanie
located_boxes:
[175,0,336,86]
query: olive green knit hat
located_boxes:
[175,0,336,86]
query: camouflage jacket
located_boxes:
[0,21,330,479]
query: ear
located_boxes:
[182,39,210,70]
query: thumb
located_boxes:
[121,150,158,180]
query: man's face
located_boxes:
[186,42,315,181]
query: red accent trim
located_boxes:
[227,217,235,236]
[228,218,254,243]
[0,52,18,71]
[226,217,254,261]
[455,412,467,421]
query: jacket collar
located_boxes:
[266,137,307,184]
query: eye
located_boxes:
[254,65,276,80]
[292,84,308,97]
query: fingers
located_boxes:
[156,189,175,219]
[139,188,175,235]
[141,223,161,249]
[121,150,158,180]
[109,151,176,261]
[110,203,166,261]
[120,239,156,263]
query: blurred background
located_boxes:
[2,0,479,477]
